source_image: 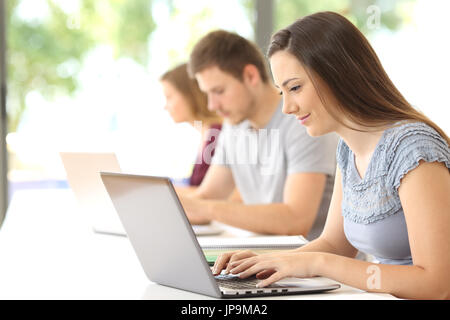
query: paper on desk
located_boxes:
[198,235,308,250]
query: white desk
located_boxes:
[0,189,396,300]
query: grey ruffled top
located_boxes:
[337,121,450,265]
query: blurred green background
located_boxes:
[6,0,415,132]
[3,0,448,200]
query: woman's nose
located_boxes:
[281,98,299,115]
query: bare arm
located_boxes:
[183,172,327,235]
[174,185,198,197]
[179,164,235,224]
[227,162,450,299]
[227,188,243,203]
[188,164,236,200]
[213,167,354,273]
[293,167,358,257]
[311,161,450,299]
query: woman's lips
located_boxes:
[297,113,311,124]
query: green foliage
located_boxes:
[5,0,414,133]
[6,0,155,132]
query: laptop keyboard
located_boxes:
[215,274,260,289]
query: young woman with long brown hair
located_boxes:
[160,63,222,187]
[212,12,450,299]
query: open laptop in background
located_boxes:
[100,172,340,298]
[60,152,126,236]
[60,152,222,237]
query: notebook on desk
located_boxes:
[199,235,309,265]
[100,172,340,298]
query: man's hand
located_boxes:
[179,195,211,225]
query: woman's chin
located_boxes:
[305,125,329,137]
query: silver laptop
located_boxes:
[60,152,222,237]
[60,152,126,236]
[100,172,340,298]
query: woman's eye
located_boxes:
[290,85,301,92]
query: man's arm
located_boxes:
[174,185,198,197]
[190,164,236,200]
[182,172,327,235]
[227,188,243,203]
[179,164,235,225]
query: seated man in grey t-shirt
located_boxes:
[178,30,337,240]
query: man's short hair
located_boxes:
[188,30,270,83]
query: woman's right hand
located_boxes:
[212,250,258,276]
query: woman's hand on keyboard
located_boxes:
[227,251,319,288]
[212,250,258,276]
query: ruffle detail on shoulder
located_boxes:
[340,121,449,224]
[384,122,450,191]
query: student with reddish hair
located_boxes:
[160,63,222,188]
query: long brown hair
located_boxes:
[268,11,449,145]
[160,63,221,123]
